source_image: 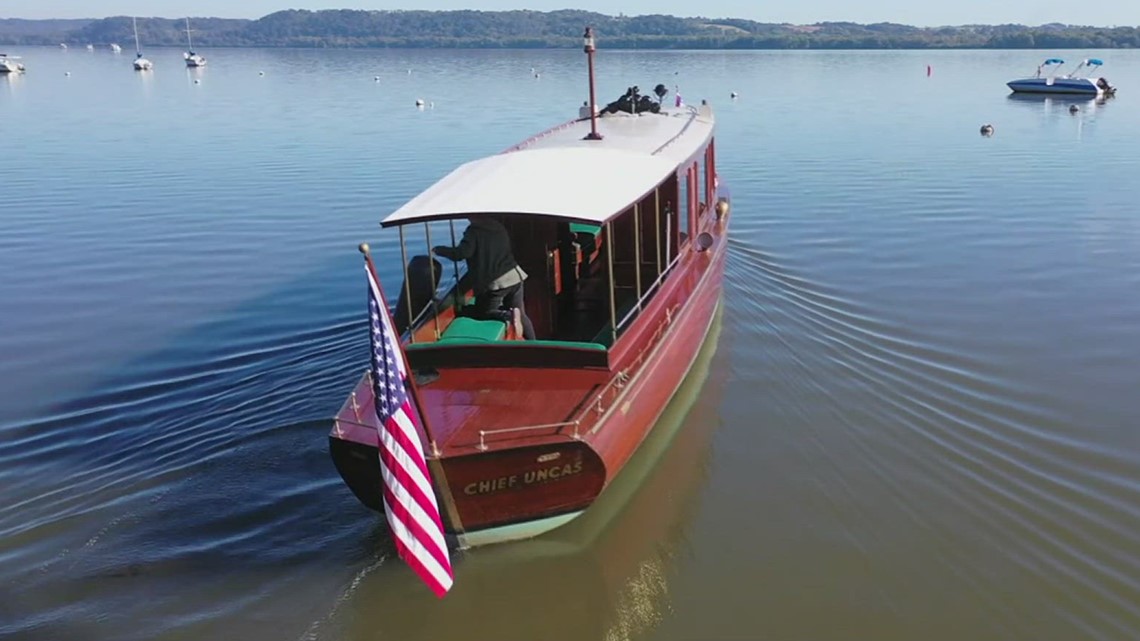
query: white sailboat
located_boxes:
[183,18,206,67]
[132,17,153,71]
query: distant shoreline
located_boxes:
[2,10,1138,49]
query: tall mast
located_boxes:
[133,17,141,55]
[185,18,193,51]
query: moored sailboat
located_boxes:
[132,17,152,71]
[330,26,731,563]
[183,18,206,68]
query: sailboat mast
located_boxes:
[133,17,141,54]
[185,18,193,50]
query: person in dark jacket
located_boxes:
[432,217,536,340]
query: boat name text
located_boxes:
[463,461,584,495]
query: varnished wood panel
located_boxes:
[444,442,606,531]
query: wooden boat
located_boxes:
[340,308,726,630]
[330,31,732,549]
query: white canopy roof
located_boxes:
[380,146,679,227]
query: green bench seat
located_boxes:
[569,222,602,238]
[437,317,505,344]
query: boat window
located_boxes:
[688,162,700,238]
[677,168,691,249]
[702,140,715,215]
[393,171,690,355]
[699,148,709,218]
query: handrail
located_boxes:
[336,416,377,431]
[651,105,701,156]
[616,250,683,332]
[501,117,581,153]
[590,302,678,420]
[477,420,582,451]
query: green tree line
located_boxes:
[1,11,1138,49]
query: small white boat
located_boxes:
[110,43,122,53]
[1007,57,1115,96]
[131,17,152,71]
[0,54,26,74]
[86,44,94,52]
[182,18,206,68]
[59,43,68,50]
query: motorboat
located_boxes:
[0,54,26,74]
[131,17,152,71]
[330,26,731,557]
[110,43,122,53]
[1007,57,1115,96]
[182,18,206,68]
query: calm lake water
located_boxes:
[2,46,1140,640]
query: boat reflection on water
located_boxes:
[1005,91,1109,113]
[326,301,728,641]
[1,71,22,94]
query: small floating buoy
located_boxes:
[374,75,380,82]
[415,98,425,107]
[407,68,412,74]
[1069,104,1080,114]
[429,101,434,109]
[194,79,200,84]
[927,64,932,77]
[980,124,995,136]
[534,72,540,79]
[730,91,738,99]
[258,71,265,76]
[65,71,71,76]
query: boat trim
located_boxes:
[589,286,720,437]
[456,509,584,549]
[477,420,583,451]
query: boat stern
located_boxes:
[443,441,607,546]
[329,370,609,546]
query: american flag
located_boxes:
[365,263,454,597]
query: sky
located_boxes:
[5,0,1139,27]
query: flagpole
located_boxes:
[360,242,439,450]
[358,243,465,539]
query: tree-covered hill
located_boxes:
[1,10,1137,49]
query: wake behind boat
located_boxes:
[330,27,731,557]
[1007,57,1115,96]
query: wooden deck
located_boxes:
[416,366,610,455]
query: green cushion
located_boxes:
[438,317,505,343]
[570,223,602,238]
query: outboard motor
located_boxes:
[392,254,443,335]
